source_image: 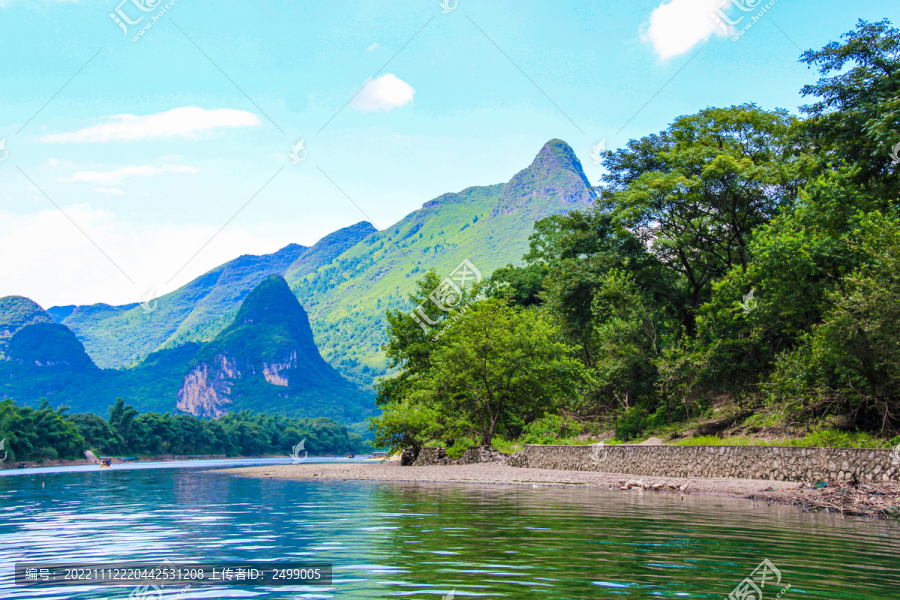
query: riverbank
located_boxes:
[216,461,899,519]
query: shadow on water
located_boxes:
[0,465,897,598]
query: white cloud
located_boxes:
[38,107,261,143]
[0,205,283,307]
[641,0,729,60]
[93,187,126,196]
[351,73,415,112]
[367,43,380,51]
[58,164,199,185]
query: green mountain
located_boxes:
[43,138,594,385]
[176,275,373,421]
[0,278,374,422]
[288,138,596,383]
[51,222,376,369]
[0,296,56,358]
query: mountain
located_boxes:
[176,275,373,421]
[0,296,56,358]
[51,222,376,369]
[0,297,105,409]
[288,138,596,383]
[0,278,374,422]
[41,138,594,385]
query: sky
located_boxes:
[1,0,897,308]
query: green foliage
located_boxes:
[373,294,586,448]
[768,214,900,430]
[614,407,647,442]
[445,436,475,459]
[0,399,85,461]
[408,299,586,446]
[672,431,898,449]
[520,414,585,445]
[368,399,442,455]
[799,19,900,203]
[0,398,368,460]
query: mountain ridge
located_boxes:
[35,138,595,385]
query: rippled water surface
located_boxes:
[1,459,898,599]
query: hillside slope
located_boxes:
[51,222,376,368]
[176,275,374,421]
[40,138,593,385]
[290,139,595,383]
[0,282,374,422]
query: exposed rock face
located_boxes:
[176,356,238,418]
[262,351,296,387]
[489,139,594,218]
[175,275,374,421]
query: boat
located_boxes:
[99,457,112,468]
[17,463,27,469]
[345,453,355,458]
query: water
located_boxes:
[1,459,898,599]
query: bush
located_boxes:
[614,407,647,441]
[521,414,584,445]
[445,437,475,459]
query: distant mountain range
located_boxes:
[0,276,376,422]
[0,139,595,419]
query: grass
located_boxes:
[671,431,900,449]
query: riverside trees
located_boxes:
[373,19,900,444]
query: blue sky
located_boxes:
[1,0,897,307]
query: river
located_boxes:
[1,458,898,598]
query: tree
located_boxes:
[600,104,812,332]
[369,399,442,455]
[410,299,585,446]
[769,213,900,433]
[799,18,900,201]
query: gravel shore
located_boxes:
[217,461,795,497]
[216,461,900,518]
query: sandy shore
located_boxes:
[218,461,796,497]
[217,461,900,518]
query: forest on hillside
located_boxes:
[372,20,900,455]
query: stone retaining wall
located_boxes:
[506,444,899,483]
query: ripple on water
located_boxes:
[0,466,898,599]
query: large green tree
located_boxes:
[600,104,813,332]
[409,299,585,446]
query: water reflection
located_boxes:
[0,466,897,598]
